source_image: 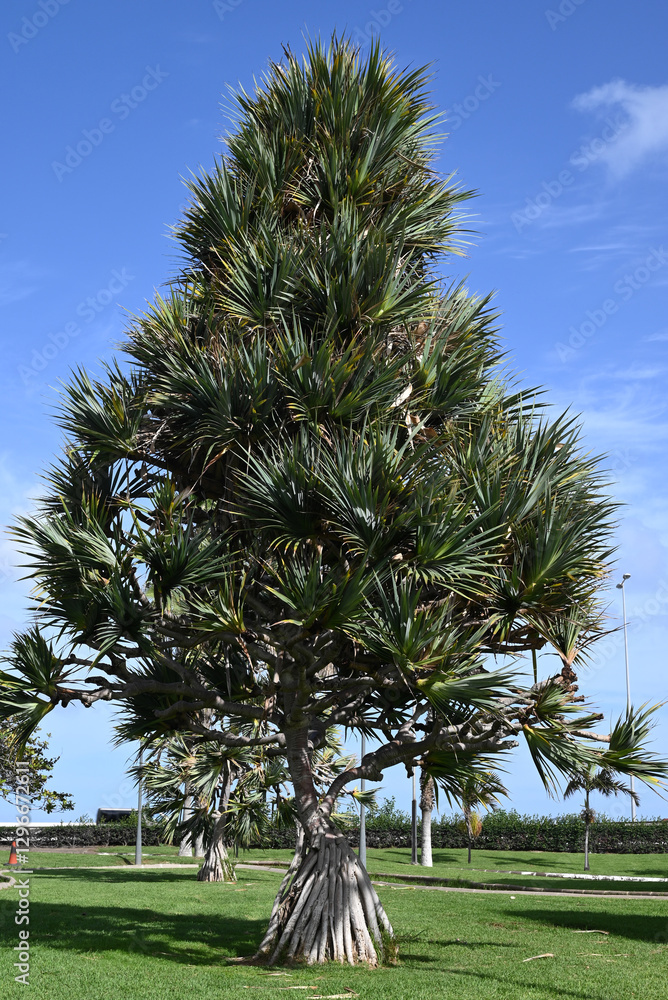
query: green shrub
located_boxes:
[3,809,666,852]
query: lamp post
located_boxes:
[616,573,636,822]
[411,769,418,864]
[135,745,143,866]
[359,733,366,867]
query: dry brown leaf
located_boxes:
[522,953,555,962]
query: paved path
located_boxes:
[371,878,668,901]
[0,862,286,874]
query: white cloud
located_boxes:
[573,79,668,177]
[646,329,668,342]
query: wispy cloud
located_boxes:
[0,260,42,306]
[569,244,627,253]
[531,200,607,229]
[573,79,668,177]
[645,329,668,342]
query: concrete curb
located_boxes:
[372,871,668,899]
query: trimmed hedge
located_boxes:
[250,810,668,853]
[464,810,668,854]
[0,823,162,849]
[2,810,666,852]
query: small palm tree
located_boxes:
[458,772,507,864]
[564,765,640,871]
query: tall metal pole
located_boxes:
[617,574,636,822]
[359,733,366,867]
[135,745,143,866]
[411,770,418,864]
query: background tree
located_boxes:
[178,782,194,858]
[564,759,641,871]
[455,771,507,864]
[1,37,667,967]
[419,771,436,867]
[139,726,355,881]
[137,734,240,881]
[0,716,74,814]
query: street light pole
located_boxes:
[359,733,366,868]
[411,769,418,864]
[616,573,636,822]
[135,745,143,866]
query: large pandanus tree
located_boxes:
[1,37,667,967]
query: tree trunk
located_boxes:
[178,787,193,857]
[255,727,395,966]
[194,830,205,859]
[197,813,236,882]
[465,808,473,864]
[420,772,434,867]
[197,762,235,882]
[584,792,590,871]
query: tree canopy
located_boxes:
[1,36,665,965]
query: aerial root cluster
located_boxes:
[256,832,394,966]
[196,840,236,883]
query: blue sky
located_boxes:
[1,0,668,824]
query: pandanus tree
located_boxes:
[135,733,244,881]
[2,37,668,967]
[456,770,508,864]
[138,726,354,882]
[565,759,641,871]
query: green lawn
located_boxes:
[1,865,668,999]
[18,845,668,894]
[237,846,668,893]
[239,845,668,878]
[362,847,668,894]
[17,846,201,869]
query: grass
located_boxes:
[239,846,668,878]
[1,864,668,999]
[363,847,668,894]
[238,847,668,894]
[16,845,201,869]
[17,845,668,893]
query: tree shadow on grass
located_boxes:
[5,897,267,964]
[504,907,668,943]
[31,868,211,884]
[616,863,668,877]
[3,868,280,964]
[440,967,611,1000]
[375,850,465,868]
